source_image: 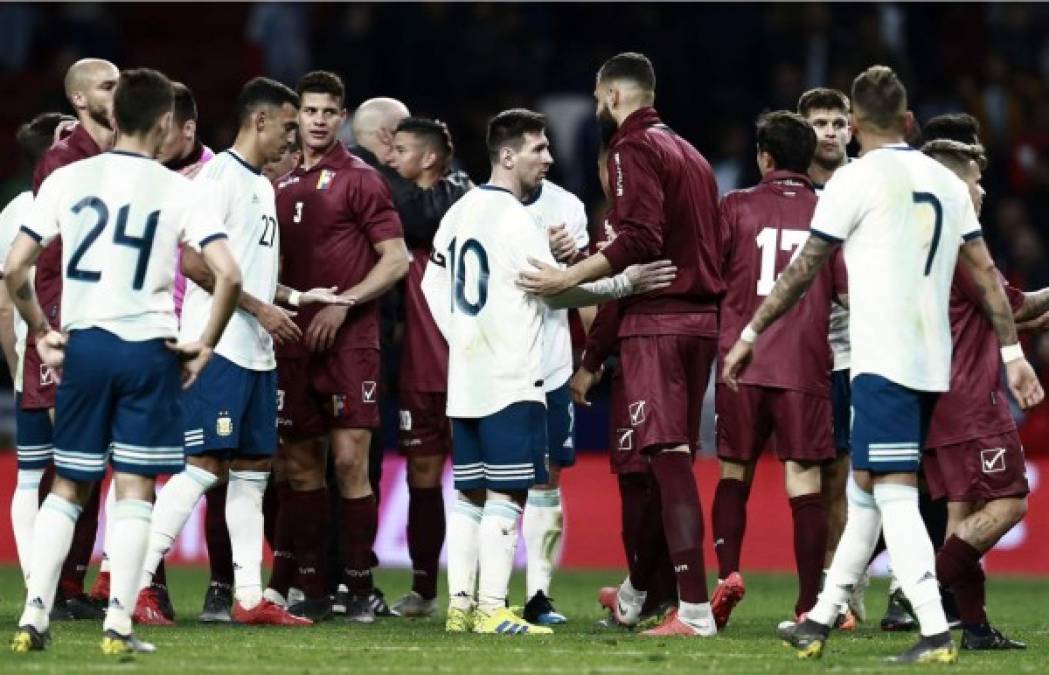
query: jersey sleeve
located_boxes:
[809,166,863,243]
[581,300,620,372]
[22,174,61,247]
[567,195,589,250]
[957,187,983,243]
[179,180,228,249]
[0,193,30,273]
[352,169,404,246]
[600,139,665,272]
[420,216,453,339]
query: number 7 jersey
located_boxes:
[24,151,227,342]
[421,185,557,418]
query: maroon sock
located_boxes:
[262,477,279,551]
[60,482,100,597]
[341,495,378,595]
[267,482,296,596]
[651,452,708,604]
[291,487,330,600]
[407,486,444,600]
[712,478,750,579]
[204,484,234,587]
[936,535,987,626]
[617,474,649,580]
[789,493,828,616]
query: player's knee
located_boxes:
[784,460,821,497]
[189,454,227,481]
[407,455,444,488]
[112,472,156,502]
[334,448,368,481]
[719,459,752,482]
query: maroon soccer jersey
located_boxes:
[601,107,724,326]
[925,268,1026,447]
[275,143,403,356]
[716,171,842,397]
[399,248,448,392]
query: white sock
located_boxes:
[446,497,482,612]
[19,494,80,631]
[227,470,269,610]
[11,469,44,583]
[104,499,153,636]
[874,483,948,637]
[99,482,117,574]
[140,465,217,590]
[477,498,523,614]
[809,477,882,627]
[615,575,646,625]
[523,488,563,598]
[679,600,717,636]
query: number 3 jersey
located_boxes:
[810,144,982,392]
[24,150,226,342]
[421,185,558,418]
[181,150,279,370]
[716,170,845,396]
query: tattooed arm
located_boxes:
[1013,287,1049,324]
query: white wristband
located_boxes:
[740,325,759,344]
[288,290,302,307]
[1001,343,1024,364]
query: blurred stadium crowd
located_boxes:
[2,2,1049,450]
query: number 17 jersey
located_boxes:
[421,185,557,418]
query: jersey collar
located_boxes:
[761,169,814,191]
[297,142,351,175]
[611,106,663,146]
[478,183,514,196]
[521,182,543,205]
[225,149,262,175]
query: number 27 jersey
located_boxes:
[421,185,557,418]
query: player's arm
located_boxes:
[4,232,63,369]
[524,257,676,309]
[571,300,619,406]
[1013,287,1049,324]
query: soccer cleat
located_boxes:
[89,570,111,607]
[101,629,156,655]
[391,591,437,618]
[262,587,287,608]
[847,571,869,623]
[777,618,830,660]
[836,608,857,631]
[637,605,677,631]
[134,587,175,626]
[288,596,335,623]
[51,590,105,621]
[368,587,396,617]
[641,609,715,637]
[152,585,176,621]
[473,606,552,635]
[199,583,233,624]
[523,591,567,625]
[597,586,617,613]
[880,587,917,632]
[886,633,958,664]
[445,606,474,633]
[961,624,1026,650]
[343,593,376,624]
[287,587,305,607]
[710,572,746,630]
[11,625,49,653]
[232,599,313,626]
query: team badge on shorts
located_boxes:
[399,409,412,431]
[39,364,56,386]
[980,448,1007,473]
[331,394,348,418]
[216,412,234,437]
[628,400,647,426]
[316,169,336,191]
[617,428,634,452]
[362,381,377,404]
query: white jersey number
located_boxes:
[755,226,808,296]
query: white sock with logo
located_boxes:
[227,470,269,610]
[678,600,716,636]
[19,494,80,631]
[140,465,217,590]
[477,498,523,615]
[98,482,116,574]
[104,499,153,636]
[11,468,44,583]
[446,497,482,612]
[523,488,563,598]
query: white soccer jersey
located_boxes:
[24,151,226,342]
[422,184,558,417]
[180,151,279,370]
[0,191,32,391]
[810,144,981,392]
[524,180,589,392]
[815,182,851,371]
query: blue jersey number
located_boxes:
[447,237,489,315]
[67,196,159,289]
[913,192,943,276]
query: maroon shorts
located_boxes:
[276,348,381,441]
[398,389,451,457]
[715,384,835,463]
[618,334,716,454]
[609,369,650,475]
[22,343,58,410]
[924,431,1030,502]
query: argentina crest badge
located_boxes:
[216,411,234,437]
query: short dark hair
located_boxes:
[597,52,656,92]
[486,109,546,164]
[171,82,198,126]
[234,77,300,127]
[296,70,345,106]
[756,111,817,174]
[922,113,981,145]
[797,88,850,118]
[113,68,175,136]
[851,65,907,132]
[922,139,987,173]
[395,117,453,163]
[16,112,75,167]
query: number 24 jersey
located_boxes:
[421,185,557,418]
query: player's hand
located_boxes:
[306,304,349,352]
[721,339,754,392]
[166,340,214,389]
[548,224,577,263]
[624,260,676,295]
[518,257,572,296]
[570,365,603,406]
[299,286,356,307]
[256,302,302,345]
[36,329,67,373]
[1006,358,1044,410]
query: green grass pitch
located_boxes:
[0,566,1044,673]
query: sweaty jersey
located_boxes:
[421,185,557,417]
[717,171,841,397]
[0,191,32,391]
[810,144,981,392]
[180,150,278,370]
[523,180,589,391]
[24,151,227,341]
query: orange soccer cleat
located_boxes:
[710,571,746,630]
[133,587,175,626]
[232,599,314,626]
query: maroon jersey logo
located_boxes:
[362,381,377,404]
[628,400,647,426]
[39,364,56,387]
[617,428,633,451]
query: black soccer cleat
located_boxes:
[777,618,830,660]
[343,593,376,624]
[368,587,396,617]
[11,625,50,653]
[961,624,1026,650]
[523,591,567,625]
[880,587,917,632]
[199,582,233,624]
[288,596,335,622]
[886,631,958,664]
[51,590,105,621]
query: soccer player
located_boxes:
[351,97,410,168]
[710,111,844,629]
[724,65,1043,663]
[922,138,1041,650]
[9,67,241,655]
[274,70,409,623]
[159,82,215,178]
[519,52,724,637]
[386,117,471,618]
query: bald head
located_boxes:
[64,58,119,131]
[352,97,409,164]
